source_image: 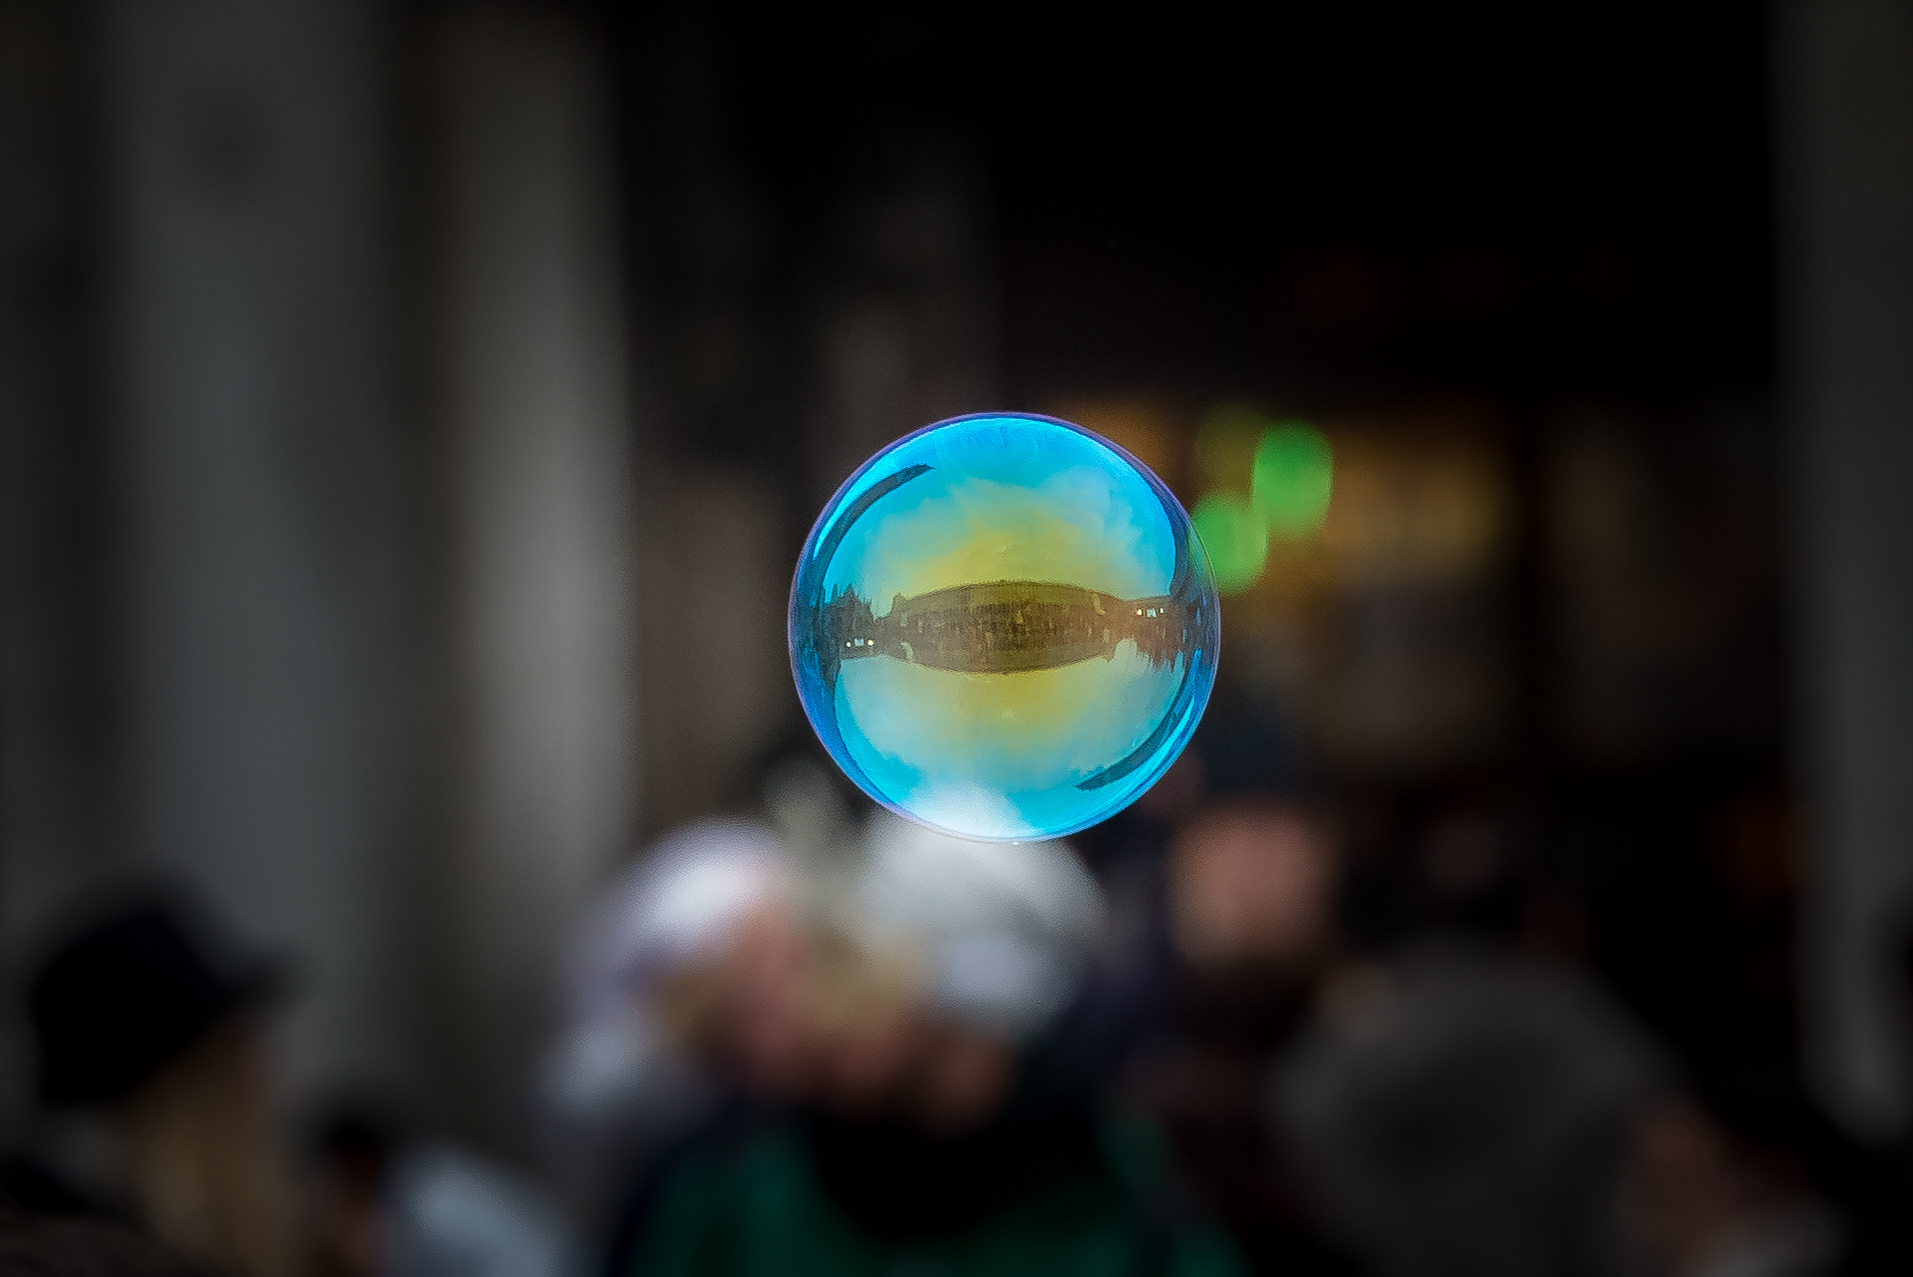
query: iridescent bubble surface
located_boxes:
[789,413,1220,841]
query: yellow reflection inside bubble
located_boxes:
[839,641,1177,792]
[855,469,1167,609]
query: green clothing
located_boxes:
[625,1115,1244,1277]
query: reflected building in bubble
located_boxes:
[821,581,1195,679]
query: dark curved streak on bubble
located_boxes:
[797,464,939,768]
[806,463,935,697]
[1077,513,1208,793]
[812,463,934,581]
[800,459,938,825]
[1074,651,1199,791]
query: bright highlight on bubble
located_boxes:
[789,413,1221,842]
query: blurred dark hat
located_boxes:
[29,902,282,1106]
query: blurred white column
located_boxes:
[430,12,639,1145]
[1775,0,1913,1135]
[101,0,419,1100]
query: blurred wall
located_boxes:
[5,0,1889,1169]
[802,133,1001,515]
[615,15,793,836]
[1,0,649,1153]
[621,14,1002,835]
[100,0,421,1104]
[427,9,639,1146]
[1776,0,1913,1135]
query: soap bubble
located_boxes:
[789,413,1220,842]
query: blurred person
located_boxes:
[1032,754,1201,1094]
[27,900,299,1277]
[536,819,814,1231]
[1263,803,1674,1277]
[1043,706,1307,1103]
[612,811,1246,1277]
[804,810,1107,1130]
[1168,800,1335,974]
[1128,798,1357,1276]
[1271,941,1666,1277]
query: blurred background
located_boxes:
[2,1,1912,1273]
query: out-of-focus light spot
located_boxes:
[1253,424,1333,538]
[1191,493,1268,594]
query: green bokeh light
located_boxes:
[1191,492,1268,594]
[1252,423,1334,538]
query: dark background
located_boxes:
[1,0,1907,1224]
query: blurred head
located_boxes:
[810,812,1107,1131]
[562,818,822,1101]
[801,937,1016,1135]
[115,1013,294,1277]
[28,900,296,1277]
[566,819,797,1014]
[1168,800,1335,972]
[853,814,1104,1038]
[654,896,822,1101]
[1276,958,1666,1277]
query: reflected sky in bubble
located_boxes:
[789,413,1220,841]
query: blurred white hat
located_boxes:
[539,819,793,1146]
[852,811,1105,1042]
[562,817,794,1022]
